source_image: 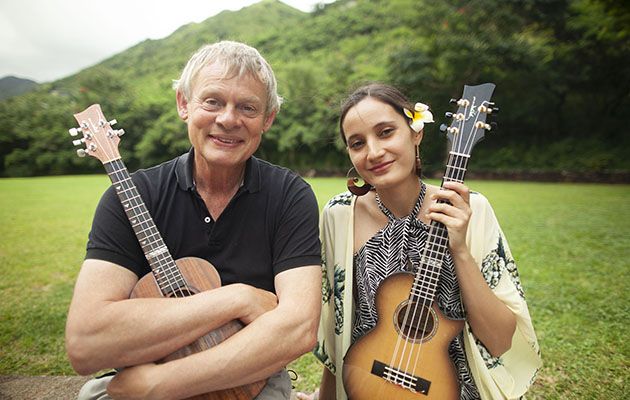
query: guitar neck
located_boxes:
[411,152,469,304]
[103,159,187,294]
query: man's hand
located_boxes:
[107,363,163,400]
[237,284,278,325]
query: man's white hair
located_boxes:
[173,41,283,115]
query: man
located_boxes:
[66,41,322,400]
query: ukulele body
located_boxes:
[130,256,266,400]
[343,272,463,400]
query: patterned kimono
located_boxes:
[314,190,541,400]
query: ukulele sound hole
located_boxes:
[394,301,438,343]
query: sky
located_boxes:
[0,0,332,83]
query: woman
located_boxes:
[298,83,540,399]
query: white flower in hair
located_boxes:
[403,102,434,132]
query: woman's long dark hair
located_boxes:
[339,83,421,178]
[339,83,414,145]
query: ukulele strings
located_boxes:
[388,111,467,385]
[407,101,484,380]
[388,99,483,387]
[99,117,192,298]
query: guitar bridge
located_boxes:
[371,360,431,395]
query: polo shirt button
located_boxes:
[204,217,211,223]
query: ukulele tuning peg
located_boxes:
[115,129,125,137]
[449,98,458,105]
[475,121,496,131]
[69,127,82,136]
[108,119,118,126]
[444,112,454,118]
[72,139,85,146]
[439,124,448,133]
[76,149,87,157]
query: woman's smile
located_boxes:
[368,160,394,174]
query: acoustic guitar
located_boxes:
[342,83,497,399]
[70,104,266,400]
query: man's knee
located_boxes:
[77,375,113,400]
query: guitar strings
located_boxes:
[406,102,487,382]
[394,108,469,386]
[386,106,470,387]
[386,98,486,389]
[408,102,481,380]
[104,144,191,299]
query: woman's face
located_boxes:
[342,97,422,190]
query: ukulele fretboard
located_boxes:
[411,152,470,304]
[104,159,187,296]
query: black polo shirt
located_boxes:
[85,149,321,293]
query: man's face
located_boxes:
[176,62,275,170]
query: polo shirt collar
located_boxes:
[174,148,262,193]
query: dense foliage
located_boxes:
[1,0,628,177]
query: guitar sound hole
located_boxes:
[394,302,437,343]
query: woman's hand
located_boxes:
[426,181,472,254]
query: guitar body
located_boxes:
[130,258,267,400]
[343,272,463,400]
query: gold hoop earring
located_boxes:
[346,167,372,196]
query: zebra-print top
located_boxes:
[352,183,481,399]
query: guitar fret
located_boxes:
[122,201,147,213]
[448,151,471,158]
[102,159,189,297]
[411,283,438,297]
[114,185,137,195]
[445,164,466,172]
[145,245,169,260]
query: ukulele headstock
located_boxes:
[69,104,125,164]
[440,83,498,156]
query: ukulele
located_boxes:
[69,104,266,400]
[342,83,497,399]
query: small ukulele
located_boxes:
[69,104,266,400]
[342,83,497,399]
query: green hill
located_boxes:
[1,0,628,179]
[0,76,38,100]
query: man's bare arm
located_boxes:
[65,259,276,375]
[106,264,321,399]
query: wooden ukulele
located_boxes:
[343,83,497,399]
[70,104,266,400]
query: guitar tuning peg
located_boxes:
[115,129,125,137]
[449,98,458,105]
[72,139,84,146]
[108,119,118,126]
[69,127,82,136]
[439,124,448,132]
[491,107,499,114]
[475,121,492,130]
[76,149,87,157]
[444,112,454,118]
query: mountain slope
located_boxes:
[0,76,38,100]
[0,0,627,178]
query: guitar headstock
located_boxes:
[69,104,124,164]
[440,83,498,156]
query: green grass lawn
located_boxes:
[1,176,628,398]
